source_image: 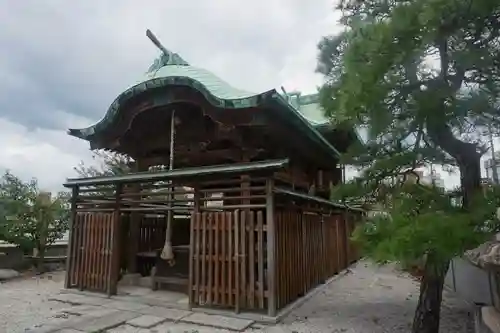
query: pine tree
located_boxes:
[317,0,500,331]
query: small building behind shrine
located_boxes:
[63,31,364,317]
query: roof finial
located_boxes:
[145,29,189,73]
[146,29,170,56]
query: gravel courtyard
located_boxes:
[0,261,473,333]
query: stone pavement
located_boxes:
[27,290,255,332]
[9,261,474,333]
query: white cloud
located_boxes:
[0,0,472,192]
[0,0,342,190]
[0,117,94,192]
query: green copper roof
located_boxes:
[67,50,346,161]
[140,65,257,100]
[281,92,329,125]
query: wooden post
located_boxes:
[265,178,277,316]
[108,183,122,296]
[64,186,79,289]
[188,185,200,310]
[127,160,145,273]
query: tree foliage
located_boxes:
[319,0,500,204]
[318,0,500,331]
[352,183,500,265]
[0,172,70,254]
[74,150,133,177]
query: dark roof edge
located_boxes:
[269,93,341,158]
[274,186,365,213]
[64,158,289,187]
[67,76,274,141]
[67,76,342,160]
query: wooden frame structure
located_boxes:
[64,160,363,315]
[63,31,364,316]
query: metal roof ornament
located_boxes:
[146,29,189,74]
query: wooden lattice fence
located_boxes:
[66,212,119,294]
[189,210,268,312]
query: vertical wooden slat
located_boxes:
[106,213,113,293]
[294,211,300,298]
[90,216,96,290]
[82,213,90,290]
[96,217,102,291]
[194,213,201,306]
[78,214,85,290]
[99,214,107,291]
[240,210,247,309]
[201,212,207,305]
[65,187,79,288]
[344,211,350,265]
[188,213,196,309]
[248,210,255,309]
[221,212,227,306]
[189,188,200,305]
[207,214,214,306]
[277,211,282,309]
[286,211,290,305]
[108,184,122,296]
[257,211,264,310]
[71,215,80,287]
[214,213,220,305]
[234,210,240,313]
[74,214,83,288]
[266,179,276,317]
[228,211,233,307]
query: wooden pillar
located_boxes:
[188,185,200,310]
[108,183,123,296]
[127,160,146,273]
[64,186,79,289]
[266,178,277,316]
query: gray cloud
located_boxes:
[0,0,336,131]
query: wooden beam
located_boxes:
[140,148,265,168]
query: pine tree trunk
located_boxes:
[412,258,449,333]
[35,246,46,274]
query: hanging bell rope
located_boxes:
[160,109,176,265]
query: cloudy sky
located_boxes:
[0,0,468,192]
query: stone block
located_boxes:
[69,310,140,332]
[137,306,191,321]
[25,325,59,333]
[127,314,168,328]
[60,304,118,317]
[50,293,110,306]
[181,312,254,331]
[103,300,149,311]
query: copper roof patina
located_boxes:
[68,31,361,159]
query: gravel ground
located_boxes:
[0,270,68,333]
[0,262,474,333]
[264,262,474,333]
